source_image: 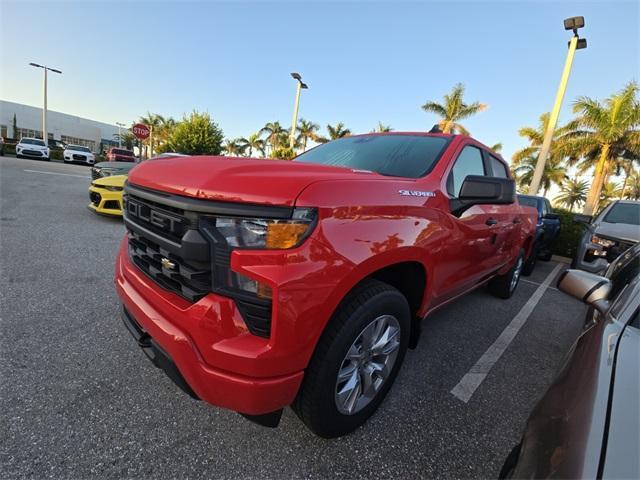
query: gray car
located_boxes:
[573,200,640,273]
[501,243,640,479]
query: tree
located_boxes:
[421,83,487,134]
[155,117,177,149]
[270,146,296,160]
[157,111,224,155]
[317,122,351,143]
[260,121,287,153]
[371,122,393,133]
[297,119,320,151]
[513,155,567,195]
[490,142,503,153]
[223,138,244,156]
[554,177,589,212]
[622,169,640,199]
[598,181,622,211]
[562,82,640,214]
[12,114,17,139]
[512,112,570,168]
[238,133,265,157]
[139,113,166,157]
[115,130,135,150]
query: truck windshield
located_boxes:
[294,135,449,178]
[604,203,640,225]
[113,149,133,156]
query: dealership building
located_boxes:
[0,100,120,153]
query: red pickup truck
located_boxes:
[106,147,137,162]
[116,132,536,437]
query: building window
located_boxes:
[61,135,96,152]
[16,128,43,139]
[0,125,7,139]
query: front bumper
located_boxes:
[88,186,123,216]
[115,241,306,415]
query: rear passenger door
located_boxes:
[485,152,518,262]
[432,145,502,301]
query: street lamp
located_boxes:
[289,72,308,149]
[29,63,62,145]
[116,122,126,147]
[529,17,587,195]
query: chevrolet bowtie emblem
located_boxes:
[161,257,176,270]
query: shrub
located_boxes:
[156,111,224,155]
[551,208,586,259]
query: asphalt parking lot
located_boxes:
[1,156,588,479]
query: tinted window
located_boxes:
[21,138,45,146]
[294,135,449,178]
[448,146,485,197]
[607,245,640,300]
[112,149,134,156]
[517,196,538,209]
[489,156,509,178]
[603,203,640,226]
[69,145,91,152]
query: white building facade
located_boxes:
[0,100,120,153]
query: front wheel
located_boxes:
[293,279,410,438]
[489,249,525,299]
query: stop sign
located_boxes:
[132,123,150,140]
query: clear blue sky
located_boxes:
[1,0,638,163]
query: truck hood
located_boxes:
[594,221,640,243]
[127,155,380,206]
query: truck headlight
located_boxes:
[214,208,316,249]
[591,235,615,248]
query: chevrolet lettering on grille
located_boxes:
[126,198,181,235]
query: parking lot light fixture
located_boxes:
[529,17,586,195]
[29,62,62,145]
[289,72,308,150]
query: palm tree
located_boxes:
[155,117,176,149]
[260,121,287,153]
[421,83,487,134]
[317,122,351,143]
[513,155,567,196]
[296,119,320,152]
[554,177,589,212]
[490,142,503,153]
[562,82,640,214]
[371,122,393,133]
[139,113,166,157]
[598,181,622,211]
[622,169,640,199]
[223,138,244,156]
[238,133,265,157]
[512,112,571,168]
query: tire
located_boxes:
[489,249,525,299]
[293,279,411,438]
[522,244,538,277]
[538,249,552,262]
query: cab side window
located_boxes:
[489,155,509,178]
[447,146,485,197]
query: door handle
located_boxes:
[486,218,498,226]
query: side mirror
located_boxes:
[544,212,560,220]
[573,213,592,224]
[452,175,515,216]
[557,269,611,313]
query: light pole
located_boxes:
[116,122,126,147]
[289,72,308,150]
[529,17,587,195]
[29,63,62,145]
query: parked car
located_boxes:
[88,175,126,216]
[0,136,5,156]
[115,132,537,437]
[91,161,137,181]
[16,137,50,160]
[106,147,136,162]
[48,139,66,151]
[500,243,639,479]
[63,144,95,165]
[572,200,640,273]
[517,194,561,275]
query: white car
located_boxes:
[16,137,50,161]
[63,144,95,165]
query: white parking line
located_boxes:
[521,278,559,291]
[24,169,90,179]
[450,263,563,403]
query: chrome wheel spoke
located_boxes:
[334,314,401,415]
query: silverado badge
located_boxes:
[161,257,176,270]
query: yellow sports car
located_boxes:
[88,174,126,216]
